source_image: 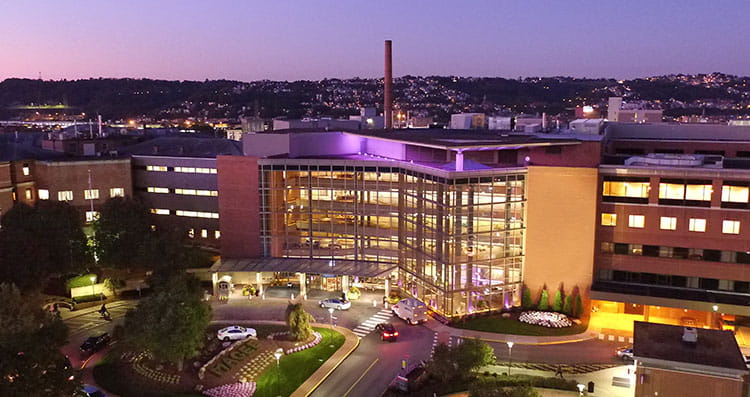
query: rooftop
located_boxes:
[119,136,243,158]
[633,321,747,372]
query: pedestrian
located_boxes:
[555,365,564,379]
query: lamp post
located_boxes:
[576,383,585,396]
[90,275,96,297]
[328,307,335,326]
[274,349,282,397]
[506,341,514,376]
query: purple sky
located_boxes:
[1,1,748,81]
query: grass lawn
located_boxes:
[253,327,345,397]
[453,316,588,336]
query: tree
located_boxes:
[0,202,90,290]
[521,287,532,309]
[285,303,314,341]
[426,343,455,383]
[552,289,563,313]
[537,288,549,311]
[574,295,584,318]
[92,197,155,268]
[562,295,574,316]
[103,277,126,297]
[122,274,211,370]
[427,339,495,382]
[0,283,80,396]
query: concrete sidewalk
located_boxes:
[290,323,360,397]
[424,318,598,345]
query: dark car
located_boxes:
[375,322,399,342]
[80,333,111,357]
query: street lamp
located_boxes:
[274,349,283,397]
[90,275,96,297]
[328,307,335,326]
[506,341,514,376]
[577,383,585,396]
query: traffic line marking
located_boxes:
[342,358,379,397]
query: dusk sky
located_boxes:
[2,1,749,82]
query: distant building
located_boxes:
[575,105,602,119]
[633,321,747,397]
[348,107,385,129]
[568,119,605,134]
[488,116,512,131]
[449,113,486,129]
[514,116,543,133]
[607,97,663,123]
[240,117,267,133]
[273,118,361,131]
[407,115,434,129]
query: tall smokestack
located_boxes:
[384,40,393,129]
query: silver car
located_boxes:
[319,298,351,310]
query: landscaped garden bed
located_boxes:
[453,312,587,336]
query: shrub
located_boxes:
[552,289,563,312]
[522,287,532,309]
[286,303,314,341]
[562,295,573,316]
[537,289,549,311]
[574,295,584,318]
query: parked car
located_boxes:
[82,384,107,397]
[616,346,634,360]
[392,298,428,325]
[217,325,257,341]
[375,322,399,342]
[79,333,111,357]
[319,298,351,310]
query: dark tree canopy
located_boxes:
[0,283,79,396]
[92,197,154,268]
[427,338,496,382]
[0,202,90,289]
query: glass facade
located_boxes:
[258,162,526,318]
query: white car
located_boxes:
[217,326,257,341]
[319,298,351,310]
[616,347,634,360]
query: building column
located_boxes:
[385,278,390,299]
[211,272,218,297]
[643,305,650,322]
[299,272,307,299]
[256,272,263,296]
[455,150,464,172]
[342,275,349,298]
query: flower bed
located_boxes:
[518,311,573,328]
[284,331,322,354]
[203,381,256,397]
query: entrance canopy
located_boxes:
[211,257,397,278]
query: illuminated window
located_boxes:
[146,165,168,172]
[38,189,49,200]
[630,244,643,255]
[174,166,216,174]
[722,185,749,203]
[722,220,740,235]
[628,215,645,228]
[58,191,73,201]
[201,229,208,238]
[147,187,169,194]
[659,216,677,230]
[25,189,32,200]
[85,211,99,223]
[689,218,706,232]
[175,210,219,219]
[214,230,221,239]
[685,184,712,201]
[22,164,30,176]
[110,187,125,197]
[658,183,685,200]
[84,189,99,200]
[188,228,195,238]
[601,213,617,226]
[601,242,614,253]
[150,208,170,215]
[603,181,649,198]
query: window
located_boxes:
[86,211,99,223]
[685,184,712,201]
[628,214,645,228]
[188,228,195,238]
[601,213,617,226]
[84,189,99,200]
[659,216,677,230]
[147,187,169,194]
[214,230,221,239]
[722,220,740,235]
[174,166,217,174]
[630,244,643,255]
[603,181,649,198]
[22,164,30,176]
[722,185,749,203]
[601,242,614,253]
[110,188,125,197]
[688,218,706,232]
[38,189,49,200]
[150,208,170,215]
[146,165,168,172]
[175,210,219,219]
[25,188,32,200]
[58,191,73,201]
[201,229,208,238]
[659,183,685,200]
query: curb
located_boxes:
[290,324,360,397]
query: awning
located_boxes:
[211,257,397,278]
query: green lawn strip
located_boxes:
[253,327,345,397]
[66,273,98,290]
[453,316,588,336]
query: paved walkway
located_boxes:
[424,318,598,345]
[289,323,359,397]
